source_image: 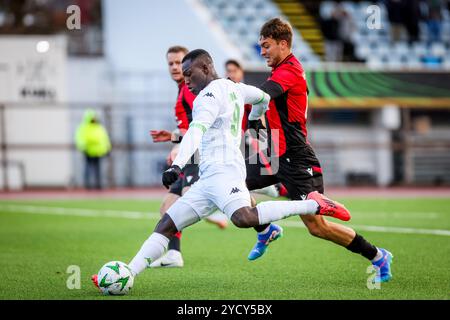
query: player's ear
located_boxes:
[280,39,288,50]
[201,63,209,75]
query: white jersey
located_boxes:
[172,78,270,176]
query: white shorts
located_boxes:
[166,163,251,230]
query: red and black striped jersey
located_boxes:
[174,81,196,130]
[261,53,311,158]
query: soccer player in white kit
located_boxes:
[111,49,351,279]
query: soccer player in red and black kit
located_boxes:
[225,59,287,198]
[149,46,227,268]
[246,18,393,283]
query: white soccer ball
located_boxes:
[97,261,134,296]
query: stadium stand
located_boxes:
[319,1,450,69]
[200,0,321,66]
[0,0,449,190]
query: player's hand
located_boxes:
[171,128,187,144]
[162,165,182,189]
[150,130,172,142]
[248,119,267,142]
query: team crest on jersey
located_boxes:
[203,92,215,98]
[306,168,313,176]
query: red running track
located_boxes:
[0,187,449,200]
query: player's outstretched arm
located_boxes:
[171,124,204,170]
[238,82,271,120]
[149,129,172,142]
[238,83,270,141]
[170,93,219,170]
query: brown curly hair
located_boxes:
[260,18,293,48]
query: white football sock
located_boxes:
[128,232,169,276]
[256,200,319,225]
[371,248,383,262]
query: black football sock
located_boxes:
[168,233,181,252]
[346,233,378,260]
[254,224,270,233]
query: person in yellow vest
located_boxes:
[75,109,111,190]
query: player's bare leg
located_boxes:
[214,195,254,230]
[204,211,228,229]
[250,195,257,207]
[300,215,355,245]
[300,206,393,283]
[230,193,351,260]
[159,192,179,216]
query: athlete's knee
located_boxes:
[154,213,178,238]
[231,207,258,228]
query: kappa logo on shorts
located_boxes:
[186,175,193,183]
[203,92,215,98]
[230,187,241,194]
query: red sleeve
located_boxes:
[174,91,190,130]
[182,85,196,108]
[174,84,196,130]
[268,66,304,93]
[241,104,252,131]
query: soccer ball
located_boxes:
[97,261,134,295]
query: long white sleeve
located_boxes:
[171,125,204,169]
[171,92,219,169]
[237,82,270,120]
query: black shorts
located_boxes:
[245,148,324,200]
[169,163,200,196]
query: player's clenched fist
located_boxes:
[162,165,182,189]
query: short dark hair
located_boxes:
[225,59,243,70]
[181,49,212,64]
[260,18,293,48]
[166,45,189,56]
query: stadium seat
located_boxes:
[318,0,450,68]
[393,42,409,56]
[412,42,429,57]
[319,1,336,19]
[200,0,321,66]
[430,42,446,57]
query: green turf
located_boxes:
[0,198,449,300]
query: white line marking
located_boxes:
[278,221,450,237]
[0,204,160,220]
[1,204,449,237]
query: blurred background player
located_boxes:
[245,18,392,282]
[149,46,228,268]
[75,109,111,190]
